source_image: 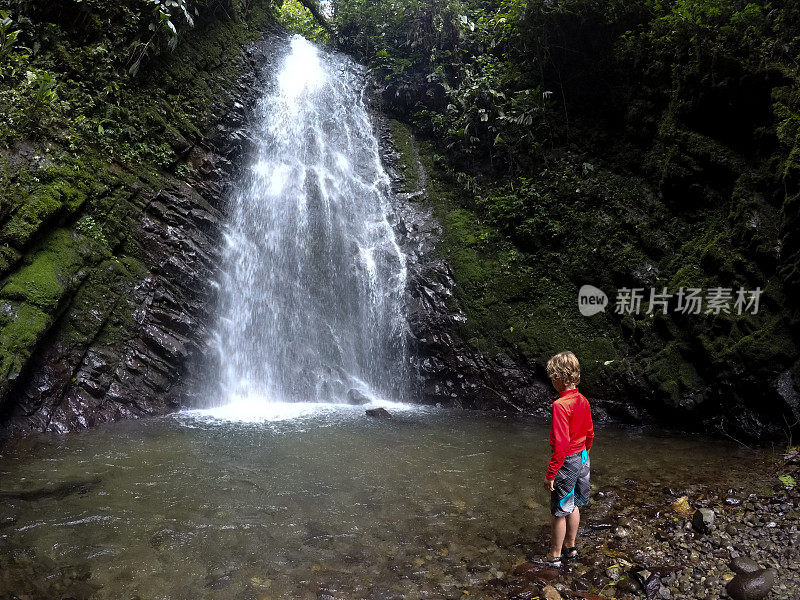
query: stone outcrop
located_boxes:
[0,27,287,439]
[376,117,556,417]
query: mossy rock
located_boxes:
[0,228,95,311]
[0,302,51,386]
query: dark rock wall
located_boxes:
[0,21,287,438]
[378,111,799,441]
[376,117,557,420]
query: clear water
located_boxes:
[211,35,409,408]
[0,406,770,599]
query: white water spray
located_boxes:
[206,36,409,416]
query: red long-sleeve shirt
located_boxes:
[546,387,594,480]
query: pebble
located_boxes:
[615,578,640,594]
[542,585,561,600]
[693,508,715,533]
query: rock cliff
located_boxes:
[0,7,284,437]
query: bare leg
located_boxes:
[565,507,580,548]
[549,515,566,559]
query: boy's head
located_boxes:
[546,351,580,391]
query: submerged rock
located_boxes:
[0,476,101,501]
[365,407,391,418]
[346,389,371,405]
[512,562,559,584]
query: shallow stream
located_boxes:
[0,403,772,599]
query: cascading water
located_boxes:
[208,35,410,414]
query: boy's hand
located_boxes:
[544,477,554,492]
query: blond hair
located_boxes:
[546,351,580,386]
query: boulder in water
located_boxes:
[365,408,391,418]
[346,389,370,405]
[726,568,776,600]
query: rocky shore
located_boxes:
[477,451,800,600]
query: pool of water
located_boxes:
[0,403,771,599]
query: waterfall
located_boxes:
[208,35,409,413]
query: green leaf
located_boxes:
[779,474,796,488]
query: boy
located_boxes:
[533,351,594,568]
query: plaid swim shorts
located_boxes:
[550,449,590,517]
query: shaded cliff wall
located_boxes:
[378,88,800,442]
[0,3,283,437]
[343,1,800,443]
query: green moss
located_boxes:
[726,314,797,365]
[2,190,65,248]
[388,119,421,192]
[91,258,147,347]
[645,341,704,408]
[58,256,142,349]
[0,302,51,383]
[0,229,88,311]
[0,246,22,277]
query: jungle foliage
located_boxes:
[295,0,800,436]
[0,0,266,153]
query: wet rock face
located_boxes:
[0,34,284,438]
[375,118,556,415]
[4,184,222,435]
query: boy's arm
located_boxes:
[585,410,594,451]
[546,402,570,480]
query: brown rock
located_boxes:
[512,562,559,584]
[542,585,561,600]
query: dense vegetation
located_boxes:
[278,0,800,438]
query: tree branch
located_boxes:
[297,0,333,32]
